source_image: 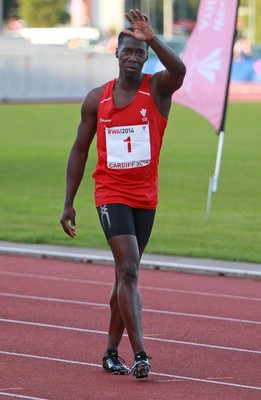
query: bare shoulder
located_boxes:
[76,85,106,143]
[81,84,105,115]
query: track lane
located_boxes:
[0,318,260,385]
[0,255,260,399]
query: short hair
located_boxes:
[118,27,149,50]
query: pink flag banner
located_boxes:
[173,0,239,132]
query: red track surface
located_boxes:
[229,83,261,102]
[0,255,260,400]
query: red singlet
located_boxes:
[93,73,167,209]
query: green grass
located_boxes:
[1,102,260,263]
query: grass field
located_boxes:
[1,102,260,263]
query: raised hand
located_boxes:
[124,9,154,42]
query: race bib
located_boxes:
[105,124,151,169]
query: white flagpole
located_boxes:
[206,0,240,223]
[212,131,225,192]
[206,131,224,223]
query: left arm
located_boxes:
[124,9,186,96]
[147,36,186,95]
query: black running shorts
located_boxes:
[96,203,156,247]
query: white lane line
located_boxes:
[0,351,101,368]
[1,351,261,391]
[0,271,260,302]
[0,392,48,400]
[143,335,261,354]
[1,318,261,355]
[0,318,107,335]
[0,292,108,307]
[144,307,261,325]
[1,292,261,325]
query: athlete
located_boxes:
[60,9,186,378]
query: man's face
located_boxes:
[117,36,148,76]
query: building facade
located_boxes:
[70,0,125,32]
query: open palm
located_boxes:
[124,9,154,42]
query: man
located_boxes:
[60,9,186,378]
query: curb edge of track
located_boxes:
[0,244,261,280]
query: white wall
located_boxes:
[0,36,118,102]
[91,0,124,32]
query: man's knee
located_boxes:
[117,261,139,285]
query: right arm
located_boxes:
[60,87,102,238]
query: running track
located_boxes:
[0,255,260,400]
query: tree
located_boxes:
[3,0,19,20]
[18,0,69,27]
[257,0,261,42]
[174,0,200,22]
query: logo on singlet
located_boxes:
[140,109,147,117]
